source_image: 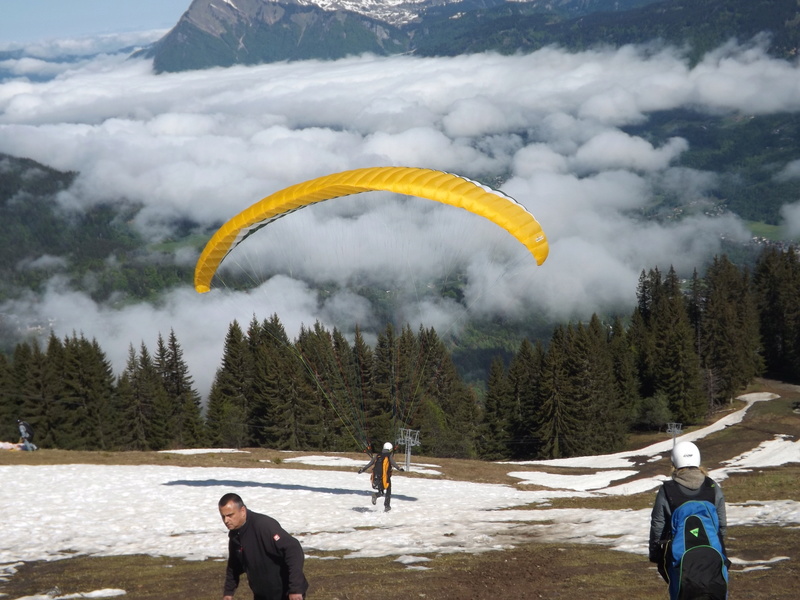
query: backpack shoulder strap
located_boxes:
[698,476,718,503]
[663,476,717,509]
[662,479,681,510]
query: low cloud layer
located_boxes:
[1,39,798,396]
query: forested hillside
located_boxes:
[625,111,800,226]
[0,154,195,312]
[413,0,800,62]
[4,246,800,459]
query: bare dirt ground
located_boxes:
[3,528,798,600]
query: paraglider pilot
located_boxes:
[17,419,37,451]
[358,441,404,512]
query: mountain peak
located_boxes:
[146,0,799,73]
[183,0,448,29]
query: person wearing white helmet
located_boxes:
[649,441,729,599]
[358,441,404,511]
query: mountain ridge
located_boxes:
[145,0,688,71]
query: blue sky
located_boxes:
[0,0,190,44]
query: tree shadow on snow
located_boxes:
[162,478,418,502]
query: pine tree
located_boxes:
[637,267,662,323]
[205,321,252,448]
[252,314,314,450]
[89,338,118,447]
[39,332,68,448]
[351,326,374,449]
[554,320,614,456]
[139,342,173,449]
[506,338,543,458]
[0,352,15,442]
[582,315,628,454]
[753,247,799,380]
[18,341,46,445]
[478,356,512,460]
[537,325,584,459]
[153,334,176,444]
[291,322,338,450]
[114,345,151,450]
[268,327,317,451]
[687,269,703,344]
[248,317,283,448]
[329,327,366,450]
[608,315,640,428]
[737,268,765,386]
[19,334,68,449]
[700,256,764,407]
[395,325,420,431]
[367,324,398,445]
[651,267,705,424]
[628,307,656,400]
[417,326,478,458]
[60,334,116,450]
[156,330,206,448]
[10,342,34,430]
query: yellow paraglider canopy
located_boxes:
[194,166,548,293]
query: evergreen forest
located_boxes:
[3,245,799,460]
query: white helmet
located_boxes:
[383,442,393,452]
[671,441,701,469]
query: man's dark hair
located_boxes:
[219,493,245,508]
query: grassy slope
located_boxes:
[1,378,798,599]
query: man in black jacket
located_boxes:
[219,493,309,600]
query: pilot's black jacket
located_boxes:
[224,509,309,599]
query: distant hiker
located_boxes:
[358,441,404,512]
[218,493,309,600]
[17,419,37,451]
[649,441,730,600]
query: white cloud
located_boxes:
[656,166,719,199]
[690,37,800,115]
[571,130,688,174]
[441,95,528,138]
[512,143,569,176]
[776,158,800,182]
[779,201,800,240]
[0,30,165,59]
[16,254,68,272]
[0,40,793,395]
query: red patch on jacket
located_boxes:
[273,533,281,541]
